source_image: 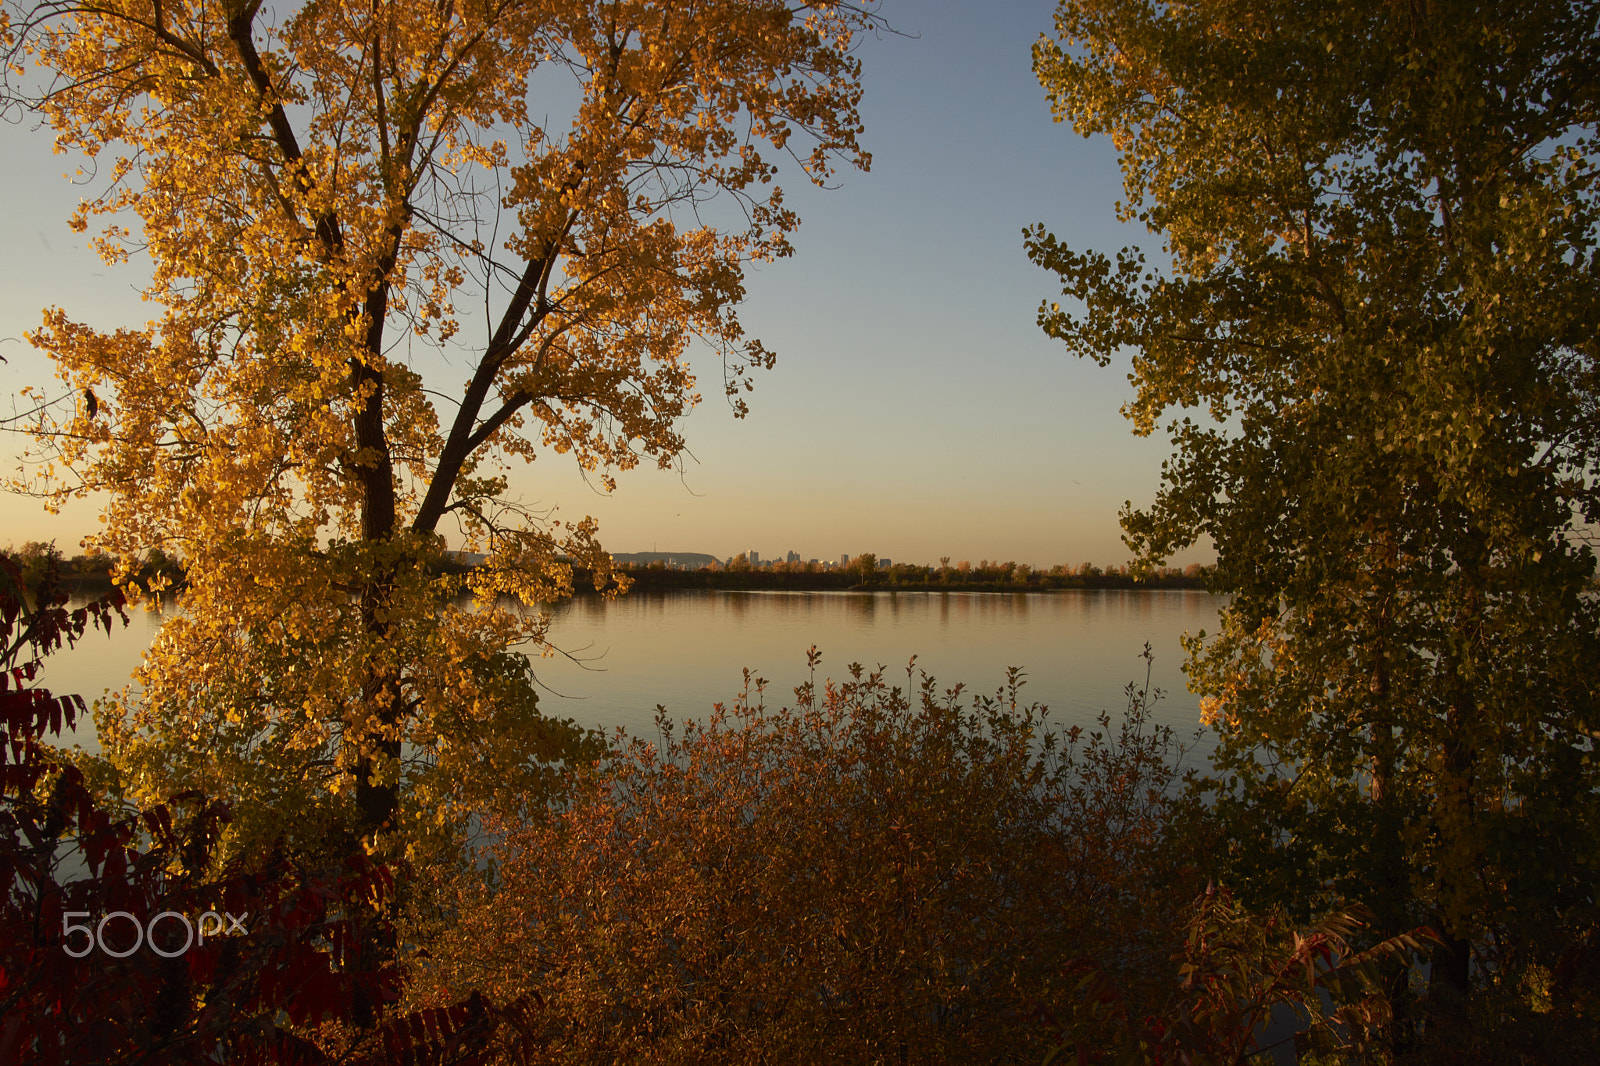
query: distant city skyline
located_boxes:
[618,548,1173,573]
[1,0,1214,571]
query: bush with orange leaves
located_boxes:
[405,645,1205,1065]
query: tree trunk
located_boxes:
[1366,534,1415,1049]
[350,284,402,845]
[1429,529,1488,1005]
[347,300,402,1023]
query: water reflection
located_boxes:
[531,589,1220,744]
[48,589,1222,755]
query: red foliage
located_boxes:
[1037,886,1437,1065]
[410,647,1205,1064]
[0,548,532,1064]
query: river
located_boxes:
[43,588,1222,755]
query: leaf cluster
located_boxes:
[1030,0,1600,1049]
[404,646,1205,1065]
[1044,889,1438,1066]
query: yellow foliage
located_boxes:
[7,0,878,859]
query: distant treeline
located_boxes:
[4,542,185,592]
[609,556,1209,593]
[5,541,1210,595]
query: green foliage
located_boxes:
[1030,0,1600,1050]
[854,551,878,583]
[0,541,69,590]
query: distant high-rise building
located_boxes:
[840,554,850,567]
[750,550,760,566]
[786,550,800,564]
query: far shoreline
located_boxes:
[601,564,1209,595]
[22,549,1212,599]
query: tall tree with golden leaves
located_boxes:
[2,0,876,862]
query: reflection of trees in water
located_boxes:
[527,585,1220,662]
[657,587,1210,631]
[845,592,876,624]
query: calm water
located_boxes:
[45,589,1221,753]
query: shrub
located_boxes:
[408,646,1204,1064]
[1041,888,1435,1066]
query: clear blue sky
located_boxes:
[0,0,1210,570]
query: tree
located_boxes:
[0,546,541,1064]
[2,0,878,864]
[1030,0,1600,1050]
[853,550,877,585]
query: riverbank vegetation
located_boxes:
[1030,0,1600,1057]
[8,546,1420,1062]
[404,651,1196,1063]
[2,540,1208,597]
[616,555,1208,592]
[5,0,1599,1061]
[1,541,184,594]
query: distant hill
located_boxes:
[611,551,720,569]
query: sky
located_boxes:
[0,0,1211,570]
